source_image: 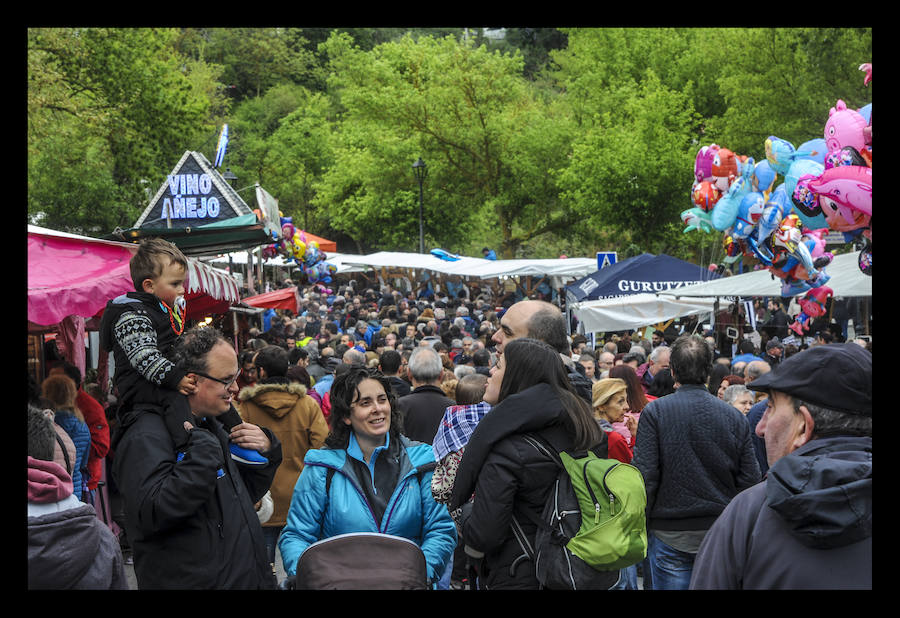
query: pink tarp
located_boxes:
[28,226,243,326]
[28,228,137,326]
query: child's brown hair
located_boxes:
[130,237,188,290]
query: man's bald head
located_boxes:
[492,300,566,354]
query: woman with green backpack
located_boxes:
[593,378,642,590]
[449,338,615,589]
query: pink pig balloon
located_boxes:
[824,100,868,153]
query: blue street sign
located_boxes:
[597,252,618,270]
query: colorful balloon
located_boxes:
[692,181,721,212]
[711,148,743,192]
[281,222,295,240]
[710,175,751,231]
[694,144,720,184]
[731,192,766,240]
[807,165,872,232]
[824,100,868,153]
[292,236,306,259]
[751,159,777,198]
[824,146,868,170]
[789,285,834,335]
[797,138,827,165]
[681,207,714,233]
[784,159,829,230]
[765,136,817,176]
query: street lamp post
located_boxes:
[412,157,427,253]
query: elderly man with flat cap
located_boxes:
[690,343,872,590]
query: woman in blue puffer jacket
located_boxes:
[41,375,91,501]
[279,366,456,585]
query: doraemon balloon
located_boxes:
[731,191,766,240]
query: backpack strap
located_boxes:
[55,432,72,475]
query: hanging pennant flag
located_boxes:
[744,299,757,332]
[214,124,229,168]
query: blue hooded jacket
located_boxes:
[279,435,456,580]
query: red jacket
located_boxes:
[607,428,635,464]
[75,389,110,491]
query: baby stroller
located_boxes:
[290,532,431,590]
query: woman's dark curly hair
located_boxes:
[324,365,404,450]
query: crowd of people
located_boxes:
[27,238,872,590]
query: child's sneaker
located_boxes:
[229,443,268,466]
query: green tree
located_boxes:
[314,32,581,256]
[261,91,335,232]
[201,28,320,100]
[558,70,697,250]
[28,28,216,233]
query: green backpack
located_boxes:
[511,433,648,590]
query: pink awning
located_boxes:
[28,227,137,326]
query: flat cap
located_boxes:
[747,343,871,416]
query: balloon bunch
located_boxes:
[682,62,872,289]
[261,215,338,284]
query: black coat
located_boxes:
[111,403,282,589]
[450,383,607,590]
[397,385,455,445]
[632,384,761,532]
[387,375,412,398]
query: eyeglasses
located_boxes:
[193,371,239,388]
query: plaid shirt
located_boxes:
[431,402,492,461]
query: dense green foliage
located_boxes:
[28,27,871,263]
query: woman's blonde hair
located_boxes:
[41,374,84,422]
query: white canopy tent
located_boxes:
[656,251,871,299]
[569,293,719,334]
[207,249,598,283]
[340,251,598,282]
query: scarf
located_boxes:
[27,456,73,504]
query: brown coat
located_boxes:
[236,381,329,527]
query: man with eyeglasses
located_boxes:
[111,327,283,589]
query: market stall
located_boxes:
[566,253,720,304]
[28,225,241,383]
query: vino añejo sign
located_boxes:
[160,173,221,221]
[136,151,253,230]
